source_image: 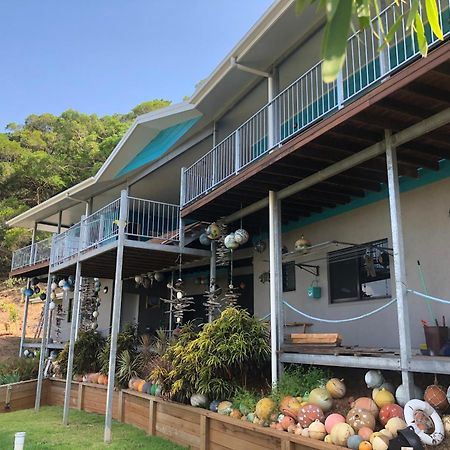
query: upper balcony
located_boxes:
[181,0,450,213]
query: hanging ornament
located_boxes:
[31,277,39,286]
[161,278,195,324]
[51,282,58,291]
[58,279,66,288]
[34,286,41,294]
[49,301,56,311]
[206,222,222,240]
[254,240,266,253]
[203,282,223,319]
[39,293,46,301]
[68,275,74,285]
[24,287,34,297]
[134,275,143,284]
[234,229,249,245]
[294,234,311,254]
[154,272,164,282]
[91,322,98,330]
[224,233,239,250]
[199,233,210,246]
[62,282,71,291]
[50,291,57,300]
[103,286,109,294]
[223,284,241,308]
[92,311,99,318]
[23,349,29,357]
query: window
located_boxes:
[328,239,391,303]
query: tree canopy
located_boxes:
[0,99,171,275]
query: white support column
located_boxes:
[385,130,413,399]
[269,190,283,386]
[30,222,38,265]
[35,258,54,411]
[74,215,86,342]
[19,279,31,357]
[179,167,186,248]
[234,130,241,173]
[104,189,128,443]
[267,71,278,149]
[208,240,217,323]
[63,259,82,425]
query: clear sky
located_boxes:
[0,1,273,129]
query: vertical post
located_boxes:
[19,279,31,357]
[63,259,82,425]
[148,399,157,435]
[179,167,186,249]
[385,130,413,399]
[29,222,37,265]
[234,130,240,173]
[77,383,84,410]
[267,73,277,149]
[35,262,54,411]
[74,216,86,342]
[336,70,345,109]
[104,189,128,443]
[212,122,217,187]
[269,190,283,386]
[378,21,389,76]
[57,210,63,234]
[200,414,209,450]
[209,240,217,323]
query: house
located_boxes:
[7,0,450,441]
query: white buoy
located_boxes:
[14,432,26,450]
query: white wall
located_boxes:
[253,176,450,349]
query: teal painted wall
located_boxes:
[116,116,200,178]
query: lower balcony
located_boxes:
[10,237,52,278]
[49,195,210,278]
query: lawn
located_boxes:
[0,406,185,449]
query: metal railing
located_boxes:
[47,196,181,268]
[127,197,180,242]
[50,222,81,269]
[183,0,450,205]
[11,237,52,272]
[81,198,121,252]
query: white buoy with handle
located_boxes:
[14,432,26,450]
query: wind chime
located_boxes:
[161,255,194,326]
[201,221,250,318]
[79,278,101,331]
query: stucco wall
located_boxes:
[253,176,450,349]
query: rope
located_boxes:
[260,312,271,321]
[283,298,397,323]
[408,289,450,306]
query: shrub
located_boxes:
[0,357,39,385]
[270,365,331,404]
[56,330,106,376]
[151,308,270,400]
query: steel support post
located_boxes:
[385,130,413,399]
[209,240,217,323]
[269,190,283,385]
[63,259,82,425]
[35,260,54,411]
[104,190,128,443]
[19,279,31,357]
[179,167,186,248]
[74,215,86,342]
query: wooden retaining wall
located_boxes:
[45,379,346,450]
[0,379,44,413]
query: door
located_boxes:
[120,293,139,330]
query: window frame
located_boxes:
[328,238,391,304]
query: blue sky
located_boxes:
[0,1,273,129]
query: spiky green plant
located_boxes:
[151,308,270,400]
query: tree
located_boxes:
[296,0,445,82]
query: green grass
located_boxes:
[0,406,185,449]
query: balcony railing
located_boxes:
[11,237,53,272]
[182,0,450,206]
[49,196,181,269]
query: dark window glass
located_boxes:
[328,239,391,303]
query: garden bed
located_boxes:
[3,378,347,450]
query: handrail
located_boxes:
[183,0,450,205]
[10,237,52,272]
